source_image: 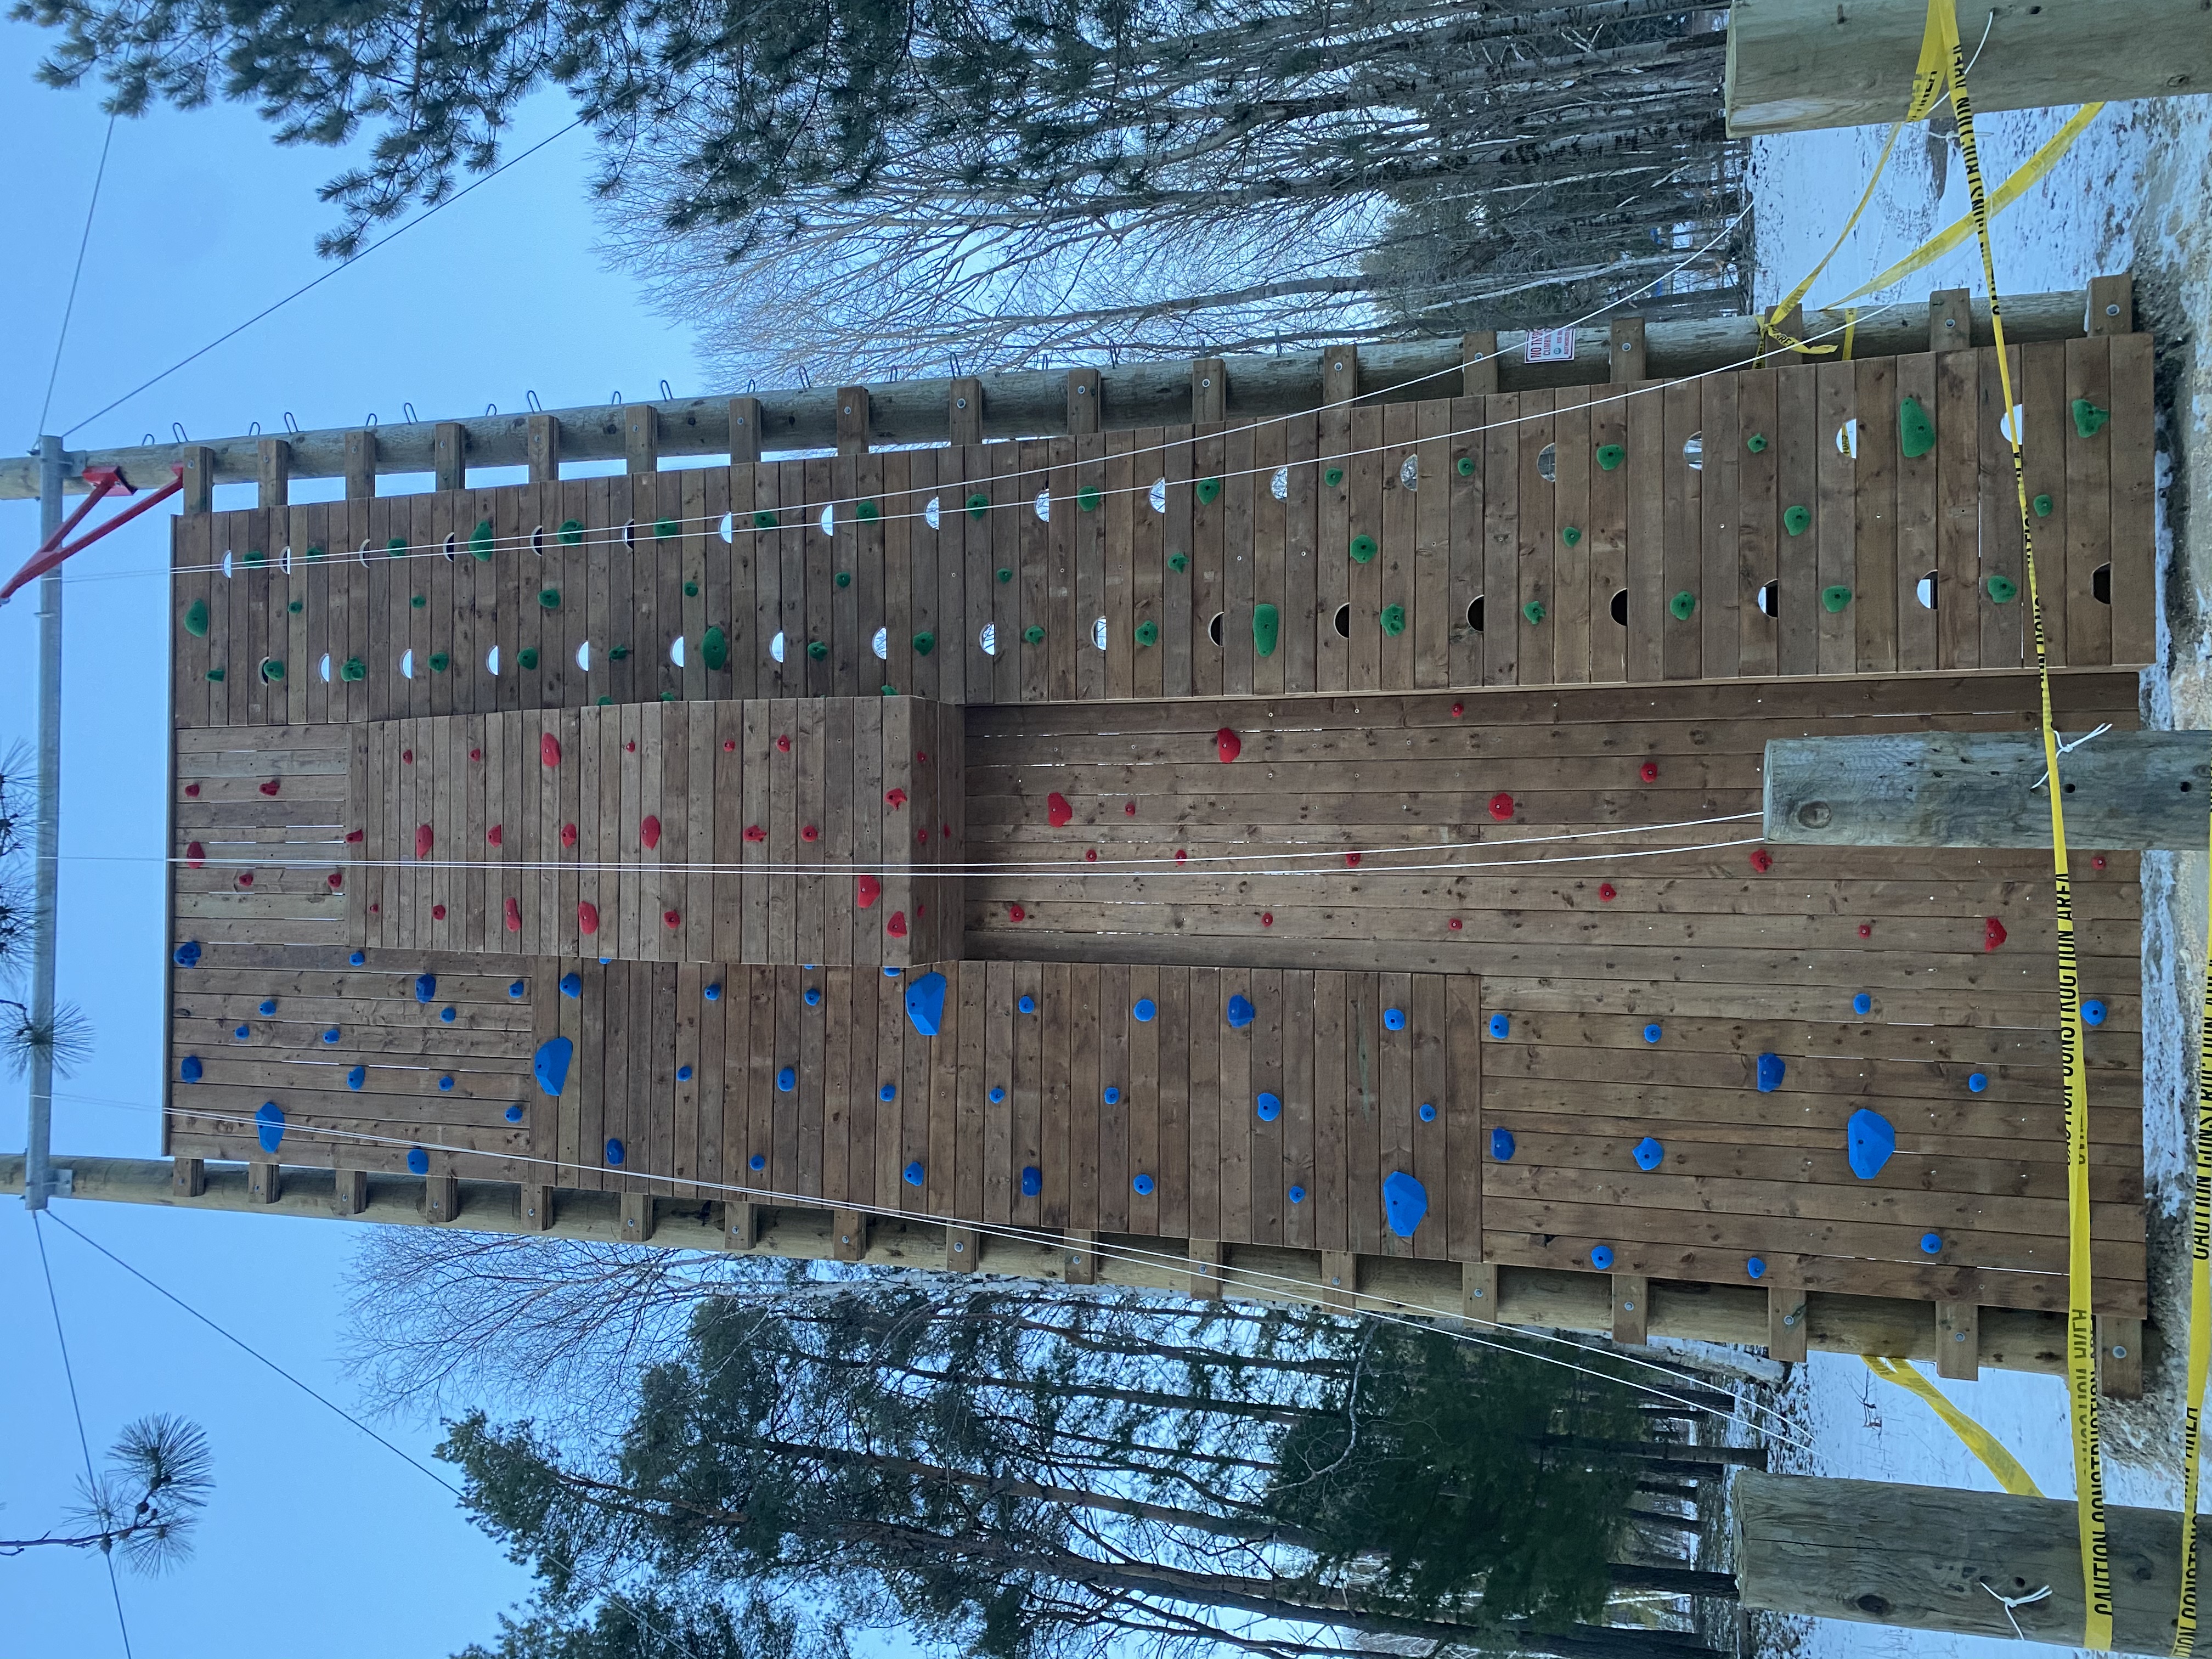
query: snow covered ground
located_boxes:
[1746,97,2212,1659]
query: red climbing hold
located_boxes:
[885,910,909,938]
[1047,792,1074,827]
[1488,792,1514,822]
[723,738,737,753]
[1085,848,1098,862]
[942,824,952,840]
[1640,761,1658,783]
[236,871,254,889]
[776,733,791,753]
[1749,847,1774,873]
[504,896,522,933]
[2092,854,2108,871]
[1598,882,1616,901]
[1008,903,1026,922]
[1261,912,1274,927]
[369,903,380,915]
[185,841,205,869]
[1984,917,2007,952]
[1216,727,1242,763]
[541,734,562,767]
[561,822,578,848]
[885,787,907,808]
[328,871,343,890]
[487,825,503,846]
[1858,923,1873,939]
[1124,801,1137,817]
[802,824,820,842]
[183,782,200,798]
[745,825,766,843]
[579,900,600,934]
[1346,851,1362,867]
[1451,702,1464,718]
[402,749,414,765]
[259,778,281,797]
[625,740,636,753]
[663,909,681,928]
[345,829,364,843]
[1448,917,1463,931]
[470,747,482,761]
[640,814,662,850]
[1175,848,1188,863]
[856,875,881,909]
[415,823,435,860]
[432,904,448,921]
[917,829,930,846]
[916,751,929,765]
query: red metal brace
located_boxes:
[1,462,187,606]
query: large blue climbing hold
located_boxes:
[1018,995,1036,1014]
[349,950,365,967]
[1847,1107,1896,1179]
[1967,1072,1988,1093]
[2084,998,2107,1027]
[438,1075,454,1092]
[234,1024,251,1040]
[1256,1091,1282,1122]
[1755,1052,1786,1092]
[255,1102,286,1153]
[880,1083,897,1102]
[906,970,949,1036]
[749,1153,766,1171]
[1419,1102,1437,1122]
[605,1138,625,1166]
[904,1160,926,1187]
[1746,1256,1767,1280]
[804,986,821,1007]
[1383,1007,1407,1031]
[1590,1244,1616,1270]
[174,941,201,967]
[179,1056,202,1083]
[1288,1184,1306,1204]
[1920,1232,1944,1255]
[1020,1166,1042,1197]
[1133,1172,1155,1195]
[407,1147,430,1175]
[1133,997,1157,1023]
[415,972,437,1003]
[321,1027,340,1045]
[884,966,902,977]
[1490,1127,1516,1161]
[989,1085,1006,1103]
[534,1036,574,1097]
[505,1104,524,1123]
[777,1066,796,1092]
[1643,1023,1662,1045]
[1103,1085,1121,1105]
[1488,1014,1510,1039]
[560,972,582,998]
[1853,992,1872,1016]
[704,982,721,1001]
[347,1065,366,1090]
[259,998,278,1015]
[678,1065,693,1082]
[1382,1170,1429,1239]
[1632,1136,1664,1172]
[509,980,526,1000]
[1226,994,1256,1029]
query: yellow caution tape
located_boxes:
[1864,1356,2044,1497]
[2177,825,2212,1655]
[1936,0,2113,1644]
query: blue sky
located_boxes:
[0,19,703,1653]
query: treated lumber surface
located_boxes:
[1766,730,2204,850]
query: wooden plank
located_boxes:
[1128,963,1161,1238]
[1186,967,1221,1242]
[1814,360,1859,675]
[1624,385,1665,681]
[2020,341,2070,663]
[1067,962,1100,1231]
[1284,411,1320,694]
[1979,346,2026,671]
[1447,396,1487,686]
[1935,346,1981,669]
[2107,334,2155,665]
[1549,388,1592,685]
[955,960,987,1221]
[1895,352,1941,670]
[1852,355,1900,672]
[1317,362,1354,692]
[1612,1273,1650,1345]
[1936,1300,1980,1380]
[1776,365,1821,674]
[1662,376,1702,681]
[1254,414,1288,698]
[1221,418,1257,697]
[1735,368,1780,675]
[1246,968,1284,1246]
[1281,968,1314,1251]
[1188,426,1222,698]
[1377,402,1417,691]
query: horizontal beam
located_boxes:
[1726,0,2212,135]
[3,1154,2107,1379]
[1764,729,2206,850]
[1,289,2109,501]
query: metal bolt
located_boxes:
[1201,376,1212,388]
[1621,340,1634,352]
[1944,317,1958,328]
[1955,1330,1967,1342]
[840,1233,851,1244]
[1068,1254,1081,1265]
[1077,384,1089,394]
[1333,360,1346,372]
[1471,1286,1485,1297]
[843,404,853,415]
[956,397,969,409]
[2113,1344,2129,1358]
[953,1240,965,1252]
[1623,1301,1636,1312]
[1784,1313,1798,1327]
[2106,303,2121,317]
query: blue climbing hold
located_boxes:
[1756,1052,1786,1092]
[1590,1244,1616,1270]
[259,998,278,1016]
[234,1024,251,1040]
[804,986,821,1007]
[534,1037,573,1097]
[1633,1136,1664,1172]
[1256,1091,1282,1122]
[1488,1014,1510,1039]
[1383,1170,1429,1239]
[1967,1072,1988,1093]
[438,1075,455,1092]
[906,970,949,1036]
[1133,997,1157,1022]
[1383,1007,1406,1031]
[505,1104,524,1122]
[904,1160,925,1187]
[1853,992,1872,1016]
[174,941,201,967]
[884,966,902,977]
[1419,1102,1437,1122]
[560,972,582,998]
[1103,1085,1121,1105]
[348,950,365,967]
[606,1138,625,1166]
[678,1065,693,1082]
[1643,1023,1662,1045]
[600,957,613,966]
[1018,995,1036,1014]
[439,1006,456,1023]
[179,1056,202,1083]
[322,1027,340,1045]
[347,1065,366,1090]
[1847,1107,1896,1179]
[1491,1127,1516,1161]
[255,1102,286,1153]
[1020,1166,1042,1197]
[777,1066,796,1092]
[2084,998,2107,1027]
[1226,994,1256,1029]
[704,982,721,1001]
[1920,1232,1943,1256]
[1133,1173,1154,1195]
[750,1153,766,1171]
[1288,1184,1307,1204]
[989,1085,1006,1103]
[1747,1256,1767,1280]
[880,1083,897,1102]
[509,981,526,1000]
[407,1147,429,1175]
[415,973,436,1003]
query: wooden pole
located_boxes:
[1735,1471,2207,1651]
[1726,0,2212,135]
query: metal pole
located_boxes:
[24,435,64,1209]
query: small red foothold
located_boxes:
[776,733,791,753]
[403,749,414,765]
[432,904,447,920]
[1008,903,1026,922]
[2092,854,2108,871]
[561,822,578,848]
[185,841,205,868]
[745,825,766,843]
[344,828,364,843]
[1640,760,1658,783]
[469,748,482,761]
[1346,851,1362,867]
[504,896,522,933]
[236,871,255,889]
[1448,917,1463,931]
[1984,917,2007,951]
[1124,801,1137,817]
[723,738,737,753]
[625,740,636,753]
[415,823,435,859]
[885,787,907,808]
[916,752,929,765]
[1175,848,1188,863]
[183,782,200,798]
[1216,727,1242,763]
[857,875,881,909]
[1488,792,1514,822]
[259,778,281,797]
[640,814,662,850]
[918,830,930,846]
[1047,792,1074,828]
[663,909,681,928]
[578,900,600,934]
[369,902,380,915]
[802,824,819,843]
[1858,923,1873,939]
[917,904,926,918]
[1750,847,1774,873]
[942,823,951,840]
[487,824,503,846]
[328,871,343,890]
[1261,912,1274,927]
[1085,848,1098,862]
[886,910,909,938]
[1598,882,1616,901]
[1451,702,1464,719]
[540,734,561,767]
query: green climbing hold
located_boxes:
[1521,600,1546,625]
[1348,534,1378,565]
[1668,590,1697,621]
[428,651,450,673]
[470,520,494,560]
[806,640,828,661]
[1456,455,1475,477]
[1746,432,1769,455]
[1077,486,1101,512]
[1253,603,1280,657]
[205,666,226,682]
[287,600,303,614]
[1324,467,1345,488]
[882,685,899,696]
[654,518,679,541]
[597,696,613,707]
[340,657,366,682]
[996,567,1013,584]
[1561,525,1583,547]
[558,519,583,545]
[517,648,539,671]
[966,492,990,520]
[539,588,561,610]
[259,658,285,683]
[1023,624,1045,645]
[1596,444,1626,471]
[1783,504,1812,537]
[2033,493,2054,518]
[1379,603,1407,637]
[754,510,778,530]
[1196,477,1222,505]
[836,571,851,589]
[701,627,727,671]
[1985,572,2019,604]
[183,599,210,638]
[1169,552,1189,573]
[387,537,408,556]
[245,548,266,567]
[661,691,676,702]
[608,645,630,661]
[1135,619,1159,647]
[1821,585,1854,613]
[684,580,699,597]
[1899,396,1935,459]
[858,500,880,521]
[912,631,936,657]
[2072,398,2110,438]
[410,592,427,608]
[304,545,325,562]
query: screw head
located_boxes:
[1784,1314,1798,1327]
[1944,317,1957,328]
[953,1241,965,1252]
[1623,1301,1636,1312]
[1471,1286,1485,1297]
[2106,303,2121,317]
[1955,1330,1967,1341]
[1201,376,1212,387]
[2113,1344,2129,1358]
[956,397,969,409]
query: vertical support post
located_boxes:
[334,1168,366,1215]
[1060,1229,1098,1285]
[1188,1237,1223,1298]
[1320,1249,1358,1311]
[2087,273,2134,336]
[1065,368,1101,435]
[1190,359,1226,424]
[948,378,984,448]
[170,1156,205,1199]
[247,1162,280,1204]
[2098,1314,2143,1398]
[625,404,659,473]
[519,1182,554,1231]
[832,1208,869,1262]
[1461,1260,1499,1319]
[343,430,377,500]
[526,414,561,485]
[620,1190,655,1242]
[23,435,64,1211]
[722,1199,758,1250]
[1612,1272,1650,1345]
[1928,289,1973,352]
[1768,1281,1809,1362]
[1762,304,1805,365]
[433,421,466,492]
[836,387,871,456]
[257,437,292,508]
[1934,1301,1979,1380]
[1323,347,1359,410]
[728,398,763,465]
[1609,317,1648,384]
[1460,331,1499,397]
[424,1173,459,1223]
[179,445,216,514]
[945,1224,979,1271]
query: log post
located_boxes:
[1608,318,1647,385]
[948,378,984,448]
[1066,368,1102,435]
[257,437,291,509]
[433,421,466,491]
[526,415,560,485]
[343,430,377,499]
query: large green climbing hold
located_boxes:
[1521,600,1546,625]
[287,600,303,614]
[387,537,408,556]
[912,631,936,657]
[1821,585,1854,613]
[608,645,630,661]
[2072,398,2110,438]
[340,657,366,682]
[1135,619,1159,647]
[836,571,851,589]
[410,592,427,608]
[1196,477,1222,505]
[304,545,325,562]
[882,684,899,696]
[205,667,225,682]
[1985,572,2019,603]
[1746,432,1769,455]
[517,647,539,671]
[2032,493,2054,518]
[858,500,881,521]
[1379,603,1407,637]
[1253,603,1280,657]
[1782,504,1812,537]
[244,548,266,567]
[754,510,778,530]
[996,567,1013,584]
[259,658,285,683]
[683,580,699,596]
[1899,396,1936,458]
[1668,590,1697,621]
[661,691,676,702]
[558,519,583,545]
[1348,534,1378,565]
[1455,455,1475,477]
[654,518,679,541]
[701,627,727,671]
[597,696,614,706]
[1595,444,1626,471]
[1324,466,1345,488]
[1023,624,1045,645]
[966,492,990,520]
[539,588,561,610]
[806,639,828,661]
[428,651,450,673]
[184,599,210,638]
[1169,552,1189,573]
[470,520,495,560]
[1561,525,1583,547]
[1077,486,1101,512]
